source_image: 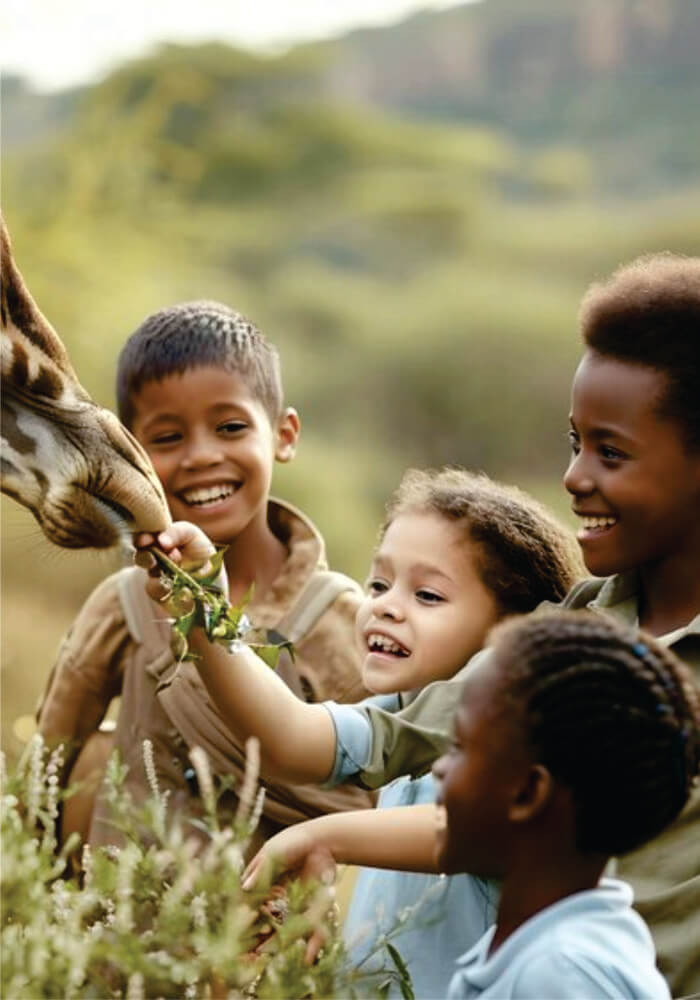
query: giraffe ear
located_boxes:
[1,213,77,379]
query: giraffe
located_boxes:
[1,213,170,547]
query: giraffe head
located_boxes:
[1,214,171,548]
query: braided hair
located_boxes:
[491,610,700,855]
[116,300,283,428]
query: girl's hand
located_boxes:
[242,823,337,964]
[133,522,227,601]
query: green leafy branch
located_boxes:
[148,546,293,669]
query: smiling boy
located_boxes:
[37,299,373,849]
[566,346,700,641]
[125,363,295,606]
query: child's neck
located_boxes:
[637,546,700,636]
[491,846,606,954]
[223,516,288,606]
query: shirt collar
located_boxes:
[587,572,700,645]
[452,879,633,988]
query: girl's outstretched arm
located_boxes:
[135,523,337,784]
[242,802,440,891]
[188,629,336,781]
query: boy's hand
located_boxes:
[241,823,337,965]
[133,522,227,601]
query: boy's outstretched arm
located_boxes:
[135,523,337,784]
[242,802,440,891]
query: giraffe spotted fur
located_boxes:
[1,214,170,547]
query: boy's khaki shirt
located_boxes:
[332,573,700,999]
[37,499,373,848]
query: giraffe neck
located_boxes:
[1,330,89,409]
[1,212,170,548]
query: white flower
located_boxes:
[189,746,215,818]
[25,732,44,825]
[235,737,261,826]
[191,892,207,930]
[248,787,266,835]
[126,972,145,1000]
[142,738,167,836]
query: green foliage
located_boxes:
[0,736,414,999]
[149,546,293,668]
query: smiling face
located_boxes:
[432,655,530,878]
[563,350,700,579]
[355,511,501,695]
[129,365,298,546]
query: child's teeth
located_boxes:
[183,484,234,505]
[581,516,617,530]
[368,633,406,655]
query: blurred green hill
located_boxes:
[313,0,700,196]
[2,0,700,756]
[5,0,699,194]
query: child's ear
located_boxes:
[509,764,554,824]
[274,407,300,463]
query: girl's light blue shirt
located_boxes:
[446,878,670,999]
[325,693,498,1000]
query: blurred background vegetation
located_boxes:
[2,0,700,759]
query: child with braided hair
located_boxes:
[432,610,700,998]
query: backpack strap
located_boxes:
[116,563,368,826]
[117,567,172,656]
[275,570,361,644]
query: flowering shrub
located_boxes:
[1,735,414,999]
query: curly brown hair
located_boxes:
[579,252,700,449]
[490,610,700,855]
[382,467,585,617]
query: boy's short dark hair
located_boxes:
[382,467,585,617]
[579,253,700,449]
[116,300,284,428]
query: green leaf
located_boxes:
[149,545,294,670]
[400,977,417,1000]
[195,546,229,586]
[249,644,284,669]
[386,943,414,1000]
[174,608,197,636]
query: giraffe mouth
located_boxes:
[40,489,135,549]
